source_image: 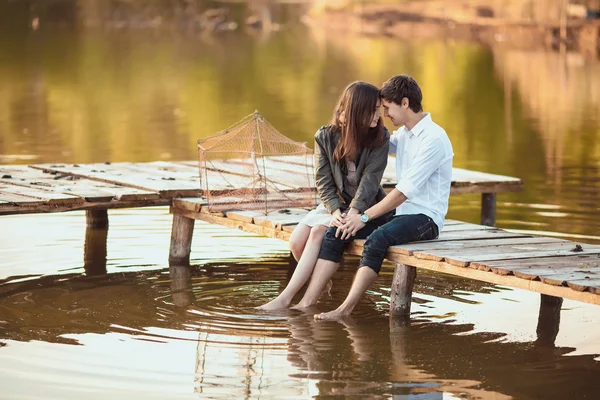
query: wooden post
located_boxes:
[83,225,108,276]
[169,214,195,265]
[169,264,193,307]
[390,264,417,317]
[535,294,563,347]
[481,193,497,227]
[86,209,108,228]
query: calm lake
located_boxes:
[1,2,600,399]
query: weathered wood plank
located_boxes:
[373,252,600,306]
[441,223,496,232]
[567,279,600,294]
[1,166,158,201]
[540,271,599,287]
[423,241,600,267]
[394,236,561,256]
[226,210,265,223]
[173,207,291,241]
[30,163,201,198]
[282,223,299,233]
[0,198,170,216]
[172,197,208,213]
[472,254,600,274]
[0,191,46,205]
[429,229,528,242]
[0,182,83,205]
[252,209,309,229]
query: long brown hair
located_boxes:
[331,81,385,162]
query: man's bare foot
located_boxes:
[256,297,290,311]
[314,307,352,320]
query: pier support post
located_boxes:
[86,209,108,228]
[390,264,417,317]
[84,225,108,276]
[481,193,497,227]
[535,294,563,347]
[169,264,193,307]
[169,215,195,265]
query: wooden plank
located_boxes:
[172,197,208,213]
[377,253,600,306]
[393,236,561,256]
[252,209,309,229]
[0,197,170,215]
[0,166,158,202]
[567,279,600,294]
[429,229,528,242]
[226,210,265,223]
[0,182,83,205]
[451,168,523,184]
[282,223,299,233]
[441,223,496,232]
[472,254,600,274]
[0,191,46,205]
[171,207,291,241]
[30,163,200,198]
[540,270,599,287]
[418,241,600,267]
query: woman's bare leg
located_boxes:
[257,224,328,310]
[288,223,311,261]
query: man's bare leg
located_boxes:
[291,258,340,309]
[314,266,377,320]
[257,225,327,310]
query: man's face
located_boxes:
[382,99,407,127]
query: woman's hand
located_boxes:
[330,209,346,227]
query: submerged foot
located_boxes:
[290,300,317,310]
[314,307,352,321]
[256,297,291,311]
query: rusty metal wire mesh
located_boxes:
[198,111,316,214]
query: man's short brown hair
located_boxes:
[380,75,423,113]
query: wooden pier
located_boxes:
[0,157,522,227]
[2,157,599,340]
[170,198,600,307]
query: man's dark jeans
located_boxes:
[318,213,439,274]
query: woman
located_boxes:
[257,81,390,310]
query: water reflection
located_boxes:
[1,18,600,242]
[1,260,599,398]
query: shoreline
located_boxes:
[304,2,600,57]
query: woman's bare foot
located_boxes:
[290,300,314,310]
[256,297,290,311]
[314,307,352,320]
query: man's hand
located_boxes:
[330,209,346,227]
[336,213,365,240]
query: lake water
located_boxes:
[1,2,600,399]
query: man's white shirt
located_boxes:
[389,113,454,232]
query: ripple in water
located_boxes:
[1,256,600,399]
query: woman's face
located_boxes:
[369,100,382,128]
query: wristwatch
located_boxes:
[360,213,370,223]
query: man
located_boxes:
[291,75,454,320]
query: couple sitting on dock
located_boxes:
[257,75,454,320]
